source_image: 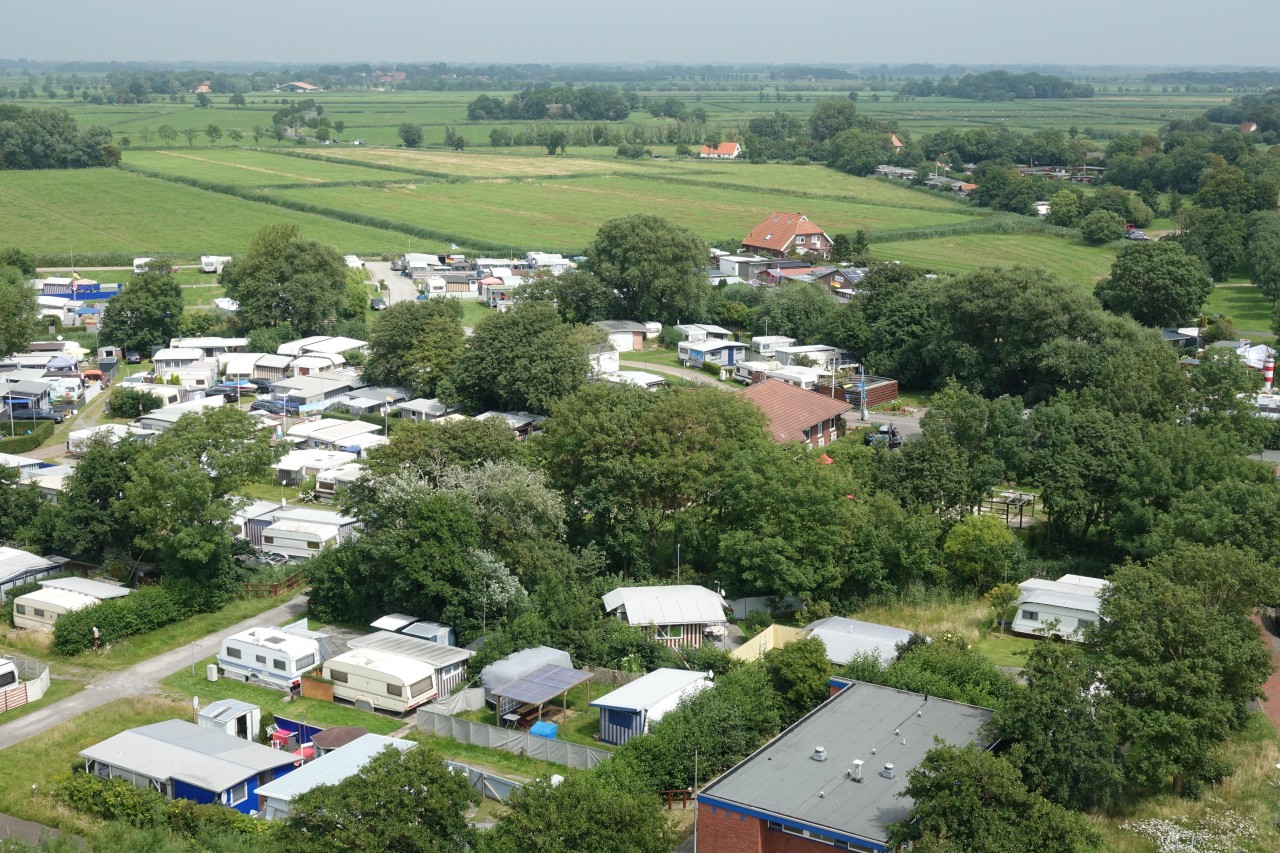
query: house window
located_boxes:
[255,654,267,664]
[795,236,806,244]
[272,659,286,672]
[228,781,248,806]
[330,669,348,683]
[226,647,242,659]
[387,683,403,697]
[655,625,683,640]
[1022,610,1039,622]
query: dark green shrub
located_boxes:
[53,772,165,828]
[52,584,193,655]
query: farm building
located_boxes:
[12,577,130,631]
[739,379,852,448]
[80,720,297,814]
[1011,574,1107,640]
[804,617,917,666]
[697,680,994,853]
[255,734,415,820]
[742,212,833,259]
[700,141,741,159]
[590,668,712,745]
[0,549,69,603]
[602,585,728,648]
[196,699,261,742]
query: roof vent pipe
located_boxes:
[812,746,828,762]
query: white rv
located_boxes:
[323,647,439,714]
[218,627,322,692]
[0,658,17,691]
[201,255,233,274]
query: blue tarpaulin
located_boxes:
[529,721,558,740]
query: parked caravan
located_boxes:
[322,647,439,714]
[201,256,233,274]
[218,627,322,692]
[132,258,154,274]
[12,578,131,631]
[0,658,16,690]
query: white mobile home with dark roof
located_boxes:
[218,623,328,692]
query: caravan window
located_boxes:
[14,605,24,615]
[263,536,274,545]
[272,659,286,672]
[0,670,15,689]
[307,541,320,550]
[1021,610,1039,622]
[387,684,403,697]
[296,654,316,670]
[255,655,267,664]
[330,669,348,683]
[225,647,242,659]
[409,675,434,698]
[33,609,45,619]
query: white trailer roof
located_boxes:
[39,576,131,600]
[590,668,710,713]
[602,585,728,627]
[255,734,415,803]
[347,631,472,667]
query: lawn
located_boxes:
[0,168,404,257]
[0,594,294,673]
[1205,283,1273,333]
[0,677,86,726]
[407,732,564,782]
[126,148,417,187]
[161,657,405,735]
[266,175,976,252]
[454,682,614,752]
[458,300,494,329]
[872,232,1119,289]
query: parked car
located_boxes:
[1125,230,1152,241]
[11,409,64,424]
[245,378,272,394]
[390,258,406,271]
[863,423,902,450]
[204,385,243,398]
[250,399,300,415]
[125,351,142,364]
[370,297,388,311]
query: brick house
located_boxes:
[742,212,833,259]
[697,680,995,853]
[740,379,851,448]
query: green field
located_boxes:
[872,233,1119,288]
[125,148,416,186]
[0,168,404,257]
[1205,283,1273,332]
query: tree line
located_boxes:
[0,104,120,170]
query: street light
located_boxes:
[189,641,201,676]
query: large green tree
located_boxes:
[276,742,477,853]
[446,301,595,414]
[763,637,833,726]
[0,265,38,358]
[98,266,183,355]
[219,224,347,335]
[587,214,709,325]
[363,299,464,397]
[1094,241,1213,327]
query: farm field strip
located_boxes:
[872,233,1118,288]
[264,174,978,250]
[125,148,412,186]
[0,168,404,256]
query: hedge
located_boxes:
[51,584,195,656]
[55,773,268,837]
[0,420,56,453]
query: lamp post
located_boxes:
[189,641,200,676]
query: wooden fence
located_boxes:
[241,571,305,599]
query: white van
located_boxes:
[218,627,322,692]
[323,648,438,714]
[201,255,233,274]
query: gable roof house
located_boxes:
[80,719,298,814]
[697,681,994,853]
[739,379,852,448]
[742,212,834,259]
[602,584,728,648]
[700,141,742,159]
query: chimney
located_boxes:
[811,746,828,762]
[880,763,896,780]
[849,760,864,783]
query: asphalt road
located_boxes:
[364,261,417,306]
[0,595,308,752]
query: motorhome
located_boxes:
[218,627,323,692]
[322,647,439,714]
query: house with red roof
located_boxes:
[739,379,851,448]
[700,141,741,159]
[890,133,904,152]
[741,212,833,259]
[274,82,321,93]
[1240,121,1259,134]
[194,81,212,94]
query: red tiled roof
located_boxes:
[890,134,904,149]
[1241,121,1259,133]
[743,212,829,254]
[739,379,852,443]
[700,142,740,157]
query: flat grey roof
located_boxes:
[255,734,415,803]
[804,617,916,666]
[347,631,472,668]
[699,682,993,847]
[39,576,131,600]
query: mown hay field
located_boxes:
[124,148,414,186]
[873,232,1119,288]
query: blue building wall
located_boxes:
[598,707,644,746]
[171,764,296,815]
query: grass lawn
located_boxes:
[1205,283,1273,332]
[161,657,404,735]
[0,595,293,673]
[872,232,1119,289]
[0,168,403,257]
[407,732,562,782]
[849,598,992,650]
[0,677,86,726]
[127,148,416,187]
[619,348,689,371]
[458,300,494,328]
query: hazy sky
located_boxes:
[3,0,1274,68]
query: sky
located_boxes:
[3,0,1276,68]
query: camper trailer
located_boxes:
[218,627,322,692]
[201,256,233,274]
[12,578,131,631]
[0,658,16,691]
[322,647,439,714]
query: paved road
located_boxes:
[0,596,308,752]
[365,260,417,306]
[844,408,924,441]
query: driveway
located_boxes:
[844,408,924,442]
[0,595,308,752]
[615,360,734,390]
[364,261,417,306]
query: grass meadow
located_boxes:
[872,232,1120,288]
[1205,283,1274,333]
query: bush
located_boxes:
[741,609,773,641]
[656,325,682,348]
[51,584,194,656]
[1080,210,1127,245]
[108,386,163,418]
[54,772,165,828]
[0,420,55,453]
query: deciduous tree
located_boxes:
[219,224,347,335]
[1094,240,1212,327]
[588,214,710,325]
[98,266,183,355]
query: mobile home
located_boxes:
[590,668,712,746]
[1011,574,1107,641]
[323,647,440,714]
[345,631,472,696]
[200,256,233,274]
[0,658,16,691]
[12,577,131,631]
[218,627,324,692]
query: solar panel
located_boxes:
[491,664,593,706]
